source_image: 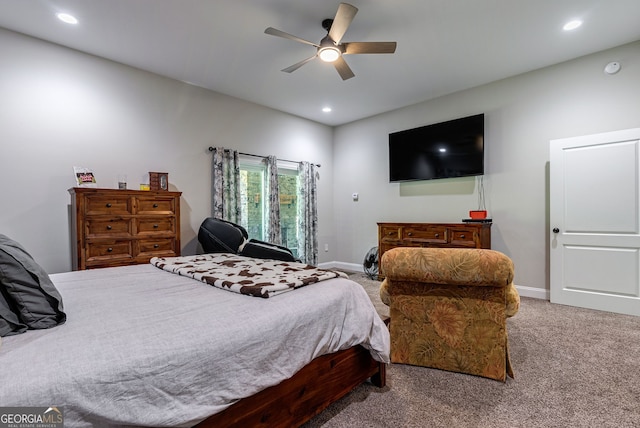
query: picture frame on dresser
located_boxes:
[69,187,181,270]
[149,172,169,191]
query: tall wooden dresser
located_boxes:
[377,221,491,278]
[69,187,181,270]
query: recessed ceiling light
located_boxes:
[322,107,332,113]
[57,13,78,24]
[563,20,582,31]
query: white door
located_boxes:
[550,127,640,316]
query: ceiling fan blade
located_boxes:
[281,55,318,73]
[328,3,358,44]
[333,56,355,80]
[343,41,397,55]
[264,27,320,48]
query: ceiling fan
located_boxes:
[264,2,396,80]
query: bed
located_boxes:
[0,253,389,427]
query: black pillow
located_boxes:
[0,234,66,331]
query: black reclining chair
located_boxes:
[198,217,298,262]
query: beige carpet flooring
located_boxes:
[303,272,640,428]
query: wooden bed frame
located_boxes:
[195,344,386,427]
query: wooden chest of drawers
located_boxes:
[69,187,181,270]
[377,222,491,278]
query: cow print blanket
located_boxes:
[150,253,347,298]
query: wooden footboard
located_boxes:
[195,345,386,428]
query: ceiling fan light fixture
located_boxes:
[265,2,396,80]
[318,47,340,62]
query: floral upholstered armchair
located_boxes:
[379,247,520,382]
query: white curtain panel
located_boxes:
[297,162,318,265]
[265,155,282,245]
[211,147,241,223]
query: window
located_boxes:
[239,159,299,258]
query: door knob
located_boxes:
[553,228,559,233]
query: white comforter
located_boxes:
[0,264,389,427]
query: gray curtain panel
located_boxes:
[211,147,241,223]
[265,155,282,245]
[297,162,318,266]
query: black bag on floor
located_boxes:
[198,217,297,262]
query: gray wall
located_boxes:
[2,26,639,298]
[0,28,334,273]
[332,40,640,297]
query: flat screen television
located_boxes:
[388,113,484,182]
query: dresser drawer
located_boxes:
[137,238,177,257]
[448,227,478,247]
[136,217,175,235]
[402,225,447,244]
[85,240,133,261]
[85,196,132,215]
[137,197,176,215]
[378,242,420,257]
[85,218,132,237]
[379,225,401,242]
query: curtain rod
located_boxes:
[208,146,321,167]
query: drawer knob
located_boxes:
[153,203,158,208]
[106,203,112,208]
[388,232,393,236]
[154,244,159,249]
[106,225,112,230]
[153,224,159,228]
[435,233,439,238]
[407,232,412,236]
[460,234,465,238]
[107,247,113,252]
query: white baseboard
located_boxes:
[318,261,363,273]
[319,261,549,301]
[515,284,549,300]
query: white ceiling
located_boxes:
[1,0,639,126]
